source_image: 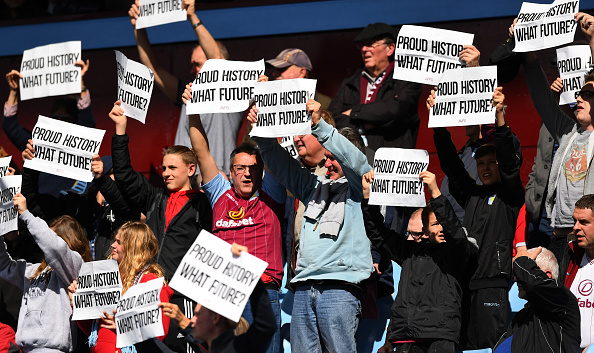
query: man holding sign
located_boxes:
[362,170,476,352]
[429,87,525,349]
[185,83,286,353]
[328,22,422,151]
[129,0,242,177]
[247,99,373,352]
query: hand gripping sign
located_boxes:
[0,157,11,178]
[513,0,579,52]
[369,148,429,207]
[24,116,105,182]
[428,66,498,128]
[556,45,593,105]
[170,230,268,322]
[186,59,265,115]
[72,260,122,321]
[20,41,82,101]
[249,78,317,138]
[393,25,474,85]
[0,175,21,236]
[135,0,187,29]
[116,277,165,348]
[115,51,155,124]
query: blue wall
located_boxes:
[2,0,594,57]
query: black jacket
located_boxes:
[328,66,422,151]
[362,196,475,344]
[21,167,138,257]
[111,134,212,280]
[493,257,580,353]
[434,125,524,289]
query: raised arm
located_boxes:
[109,101,156,213]
[2,70,30,151]
[183,0,224,60]
[576,12,594,59]
[75,59,95,128]
[13,194,83,284]
[361,170,414,264]
[184,83,219,185]
[492,88,522,188]
[129,0,180,103]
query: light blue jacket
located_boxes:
[255,119,373,284]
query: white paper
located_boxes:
[393,25,474,85]
[369,148,429,207]
[0,176,21,236]
[135,0,187,29]
[513,0,579,52]
[249,79,317,138]
[428,66,498,128]
[0,157,12,178]
[19,41,82,101]
[115,51,154,124]
[72,260,122,321]
[116,277,164,348]
[23,116,105,182]
[556,45,592,104]
[170,230,268,322]
[186,59,265,114]
[280,136,300,160]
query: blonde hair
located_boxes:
[110,222,165,293]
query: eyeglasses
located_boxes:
[232,164,262,175]
[356,41,387,50]
[576,89,594,100]
[405,230,424,238]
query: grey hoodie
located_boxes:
[0,210,83,352]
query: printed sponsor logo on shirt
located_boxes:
[579,279,593,296]
[483,302,500,307]
[215,217,255,228]
[228,206,245,220]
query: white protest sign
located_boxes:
[72,260,122,321]
[116,277,164,348]
[115,51,154,124]
[428,66,498,128]
[513,0,579,52]
[186,59,265,115]
[0,175,21,236]
[557,45,592,105]
[280,136,300,160]
[249,79,317,138]
[393,25,474,85]
[369,148,428,207]
[135,0,187,29]
[170,230,268,322]
[24,116,105,182]
[19,41,81,101]
[0,157,11,178]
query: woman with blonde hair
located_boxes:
[0,193,92,353]
[75,221,173,353]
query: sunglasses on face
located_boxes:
[405,230,424,238]
[576,89,594,100]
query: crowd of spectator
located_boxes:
[2,1,594,353]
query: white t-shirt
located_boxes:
[570,253,594,348]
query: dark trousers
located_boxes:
[462,287,509,350]
[163,292,197,353]
[394,339,456,353]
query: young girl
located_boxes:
[0,193,92,353]
[76,221,173,353]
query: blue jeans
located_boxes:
[290,282,361,353]
[242,288,281,353]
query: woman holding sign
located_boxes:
[0,193,92,353]
[73,221,173,353]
